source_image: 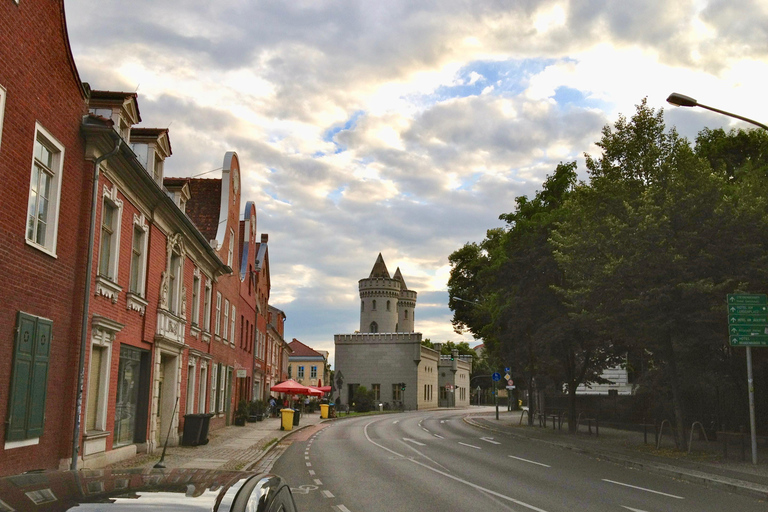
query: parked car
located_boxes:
[0,468,297,512]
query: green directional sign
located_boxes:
[730,335,768,347]
[727,294,768,347]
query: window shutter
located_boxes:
[7,313,51,441]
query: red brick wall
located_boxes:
[0,0,89,475]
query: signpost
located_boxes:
[492,372,501,420]
[727,293,766,465]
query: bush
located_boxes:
[352,386,376,413]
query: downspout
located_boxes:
[70,135,122,470]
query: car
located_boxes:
[0,468,297,512]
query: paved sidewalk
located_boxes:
[105,410,325,472]
[465,407,768,501]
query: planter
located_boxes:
[234,417,246,426]
[247,415,258,423]
[256,414,264,421]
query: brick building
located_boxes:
[0,0,90,476]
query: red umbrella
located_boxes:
[306,386,324,397]
[270,379,312,395]
[317,385,332,393]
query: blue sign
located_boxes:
[504,367,510,373]
[492,372,501,381]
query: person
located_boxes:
[269,396,276,416]
[304,396,310,413]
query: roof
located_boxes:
[185,179,222,241]
[88,89,142,122]
[393,267,408,290]
[369,253,390,278]
[288,339,325,359]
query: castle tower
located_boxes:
[359,254,405,333]
[394,268,417,332]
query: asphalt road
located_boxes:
[271,408,767,512]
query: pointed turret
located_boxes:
[393,267,408,290]
[369,253,390,278]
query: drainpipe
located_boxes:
[70,136,122,470]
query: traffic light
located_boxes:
[450,354,455,361]
[400,382,406,391]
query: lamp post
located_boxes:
[667,91,767,466]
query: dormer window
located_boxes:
[154,154,163,182]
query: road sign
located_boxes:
[507,379,513,386]
[504,367,510,373]
[727,294,768,347]
[504,373,511,380]
[492,372,501,381]
[506,385,515,390]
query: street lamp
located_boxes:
[667,91,767,466]
[666,92,768,130]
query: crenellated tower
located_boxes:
[358,254,417,333]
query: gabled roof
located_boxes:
[288,339,325,359]
[369,253,390,278]
[185,179,222,242]
[393,267,408,290]
[131,127,172,157]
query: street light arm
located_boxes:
[666,92,768,131]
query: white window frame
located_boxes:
[26,123,65,256]
[311,366,317,379]
[198,363,208,413]
[186,359,196,414]
[223,299,230,341]
[98,185,123,282]
[230,305,236,346]
[218,364,226,413]
[0,84,6,150]
[228,229,234,267]
[210,363,218,413]
[86,321,117,433]
[298,366,304,379]
[215,292,222,336]
[203,281,212,332]
[191,270,201,327]
[129,214,149,296]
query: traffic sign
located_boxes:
[492,372,501,381]
[504,367,510,373]
[507,379,513,386]
[506,385,515,390]
[504,373,511,380]
[727,294,768,347]
[731,335,768,347]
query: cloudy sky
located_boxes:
[64,0,768,366]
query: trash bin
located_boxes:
[320,404,329,419]
[280,409,295,431]
[199,413,213,445]
[182,414,205,446]
[293,408,301,426]
[378,403,383,412]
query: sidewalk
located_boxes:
[465,407,768,501]
[105,410,325,472]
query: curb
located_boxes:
[463,415,768,501]
[244,419,328,472]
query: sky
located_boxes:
[64,0,768,368]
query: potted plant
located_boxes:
[234,399,248,426]
[248,400,266,422]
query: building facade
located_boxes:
[287,339,329,388]
[334,255,471,410]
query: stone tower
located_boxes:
[358,254,417,333]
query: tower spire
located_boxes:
[369,253,390,278]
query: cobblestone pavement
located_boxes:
[105,411,325,472]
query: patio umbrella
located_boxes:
[270,379,312,407]
[305,386,324,397]
[317,385,332,393]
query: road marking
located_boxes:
[603,480,684,499]
[422,428,430,432]
[458,442,481,450]
[481,437,501,445]
[403,437,426,446]
[621,507,650,512]
[314,479,323,485]
[305,456,310,460]
[364,422,551,512]
[393,420,399,424]
[308,470,315,476]
[291,485,318,495]
[322,490,335,498]
[508,456,550,468]
[306,462,312,467]
[433,434,444,439]
[441,420,445,423]
[334,506,352,512]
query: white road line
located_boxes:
[458,442,481,450]
[308,470,315,476]
[422,428,430,432]
[335,506,352,512]
[621,507,650,512]
[393,420,399,424]
[441,420,445,423]
[403,437,426,446]
[314,479,323,485]
[433,434,444,439]
[508,456,551,468]
[364,422,551,512]
[305,456,309,460]
[603,479,684,500]
[322,490,335,498]
[306,462,312,467]
[481,437,501,445]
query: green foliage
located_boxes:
[235,399,249,421]
[352,385,376,413]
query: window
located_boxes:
[98,194,121,280]
[114,345,142,448]
[129,217,148,296]
[288,365,292,378]
[210,364,218,413]
[372,384,380,401]
[310,366,317,379]
[298,366,305,379]
[223,299,230,341]
[0,84,6,150]
[228,229,234,267]
[218,364,226,413]
[191,273,201,326]
[26,124,64,255]
[215,292,222,336]
[370,322,378,333]
[203,281,212,332]
[198,364,208,413]
[372,300,376,310]
[230,305,236,345]
[386,300,390,311]
[6,312,51,443]
[86,318,118,433]
[361,301,364,312]
[405,310,408,319]
[167,251,181,314]
[392,384,401,402]
[186,360,196,414]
